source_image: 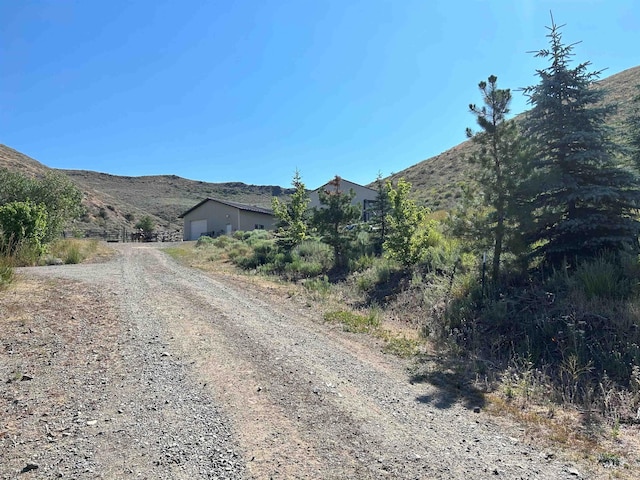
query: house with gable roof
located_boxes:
[309,176,378,221]
[179,198,276,241]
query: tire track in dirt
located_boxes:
[14,244,593,479]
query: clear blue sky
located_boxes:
[1,1,638,189]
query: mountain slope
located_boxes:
[0,144,291,235]
[380,65,640,210]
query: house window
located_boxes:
[363,199,375,222]
[255,224,265,230]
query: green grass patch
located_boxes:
[324,309,381,333]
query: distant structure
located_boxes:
[179,198,276,241]
[309,176,378,221]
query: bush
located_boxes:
[236,240,277,270]
[285,259,323,278]
[571,255,631,300]
[303,275,331,298]
[196,236,215,247]
[0,201,48,258]
[292,240,333,271]
[48,239,100,265]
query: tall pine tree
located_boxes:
[272,170,310,252]
[517,18,640,267]
[369,173,391,256]
[466,75,527,282]
[311,176,361,269]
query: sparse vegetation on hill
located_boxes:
[381,65,640,212]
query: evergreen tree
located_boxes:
[517,18,640,266]
[384,178,429,267]
[466,75,527,282]
[626,85,640,173]
[369,172,391,256]
[271,170,310,251]
[311,176,361,269]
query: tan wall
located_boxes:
[182,200,276,240]
[309,179,377,220]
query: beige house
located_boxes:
[309,177,378,221]
[180,198,276,241]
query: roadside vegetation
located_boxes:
[166,19,640,472]
[0,168,99,286]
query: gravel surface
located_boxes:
[2,243,594,479]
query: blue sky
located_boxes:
[1,1,638,189]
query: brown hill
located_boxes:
[380,65,640,210]
[2,65,637,233]
[0,144,51,177]
[0,144,291,236]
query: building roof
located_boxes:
[312,177,377,194]
[179,198,274,218]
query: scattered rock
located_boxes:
[21,463,39,473]
[86,420,98,426]
[473,406,481,413]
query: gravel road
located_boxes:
[2,243,593,479]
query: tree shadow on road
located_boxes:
[409,355,487,411]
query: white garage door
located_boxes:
[190,219,208,240]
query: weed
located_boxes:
[0,256,14,288]
[598,452,621,467]
[324,309,380,333]
[304,275,331,299]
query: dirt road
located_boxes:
[2,244,591,479]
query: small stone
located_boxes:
[567,467,581,477]
[86,420,98,426]
[21,375,33,381]
[21,463,39,473]
[473,406,481,413]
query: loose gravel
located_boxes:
[2,243,595,479]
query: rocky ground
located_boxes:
[1,243,600,479]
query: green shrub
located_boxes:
[245,229,271,245]
[285,259,323,278]
[0,201,48,258]
[212,235,235,248]
[349,254,375,273]
[571,255,630,300]
[196,236,215,247]
[303,275,331,297]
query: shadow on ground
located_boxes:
[409,355,487,411]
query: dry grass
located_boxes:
[486,394,640,479]
[47,238,114,264]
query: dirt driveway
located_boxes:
[1,243,592,479]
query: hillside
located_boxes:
[2,65,637,232]
[381,65,640,210]
[0,144,292,236]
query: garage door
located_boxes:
[189,219,208,240]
